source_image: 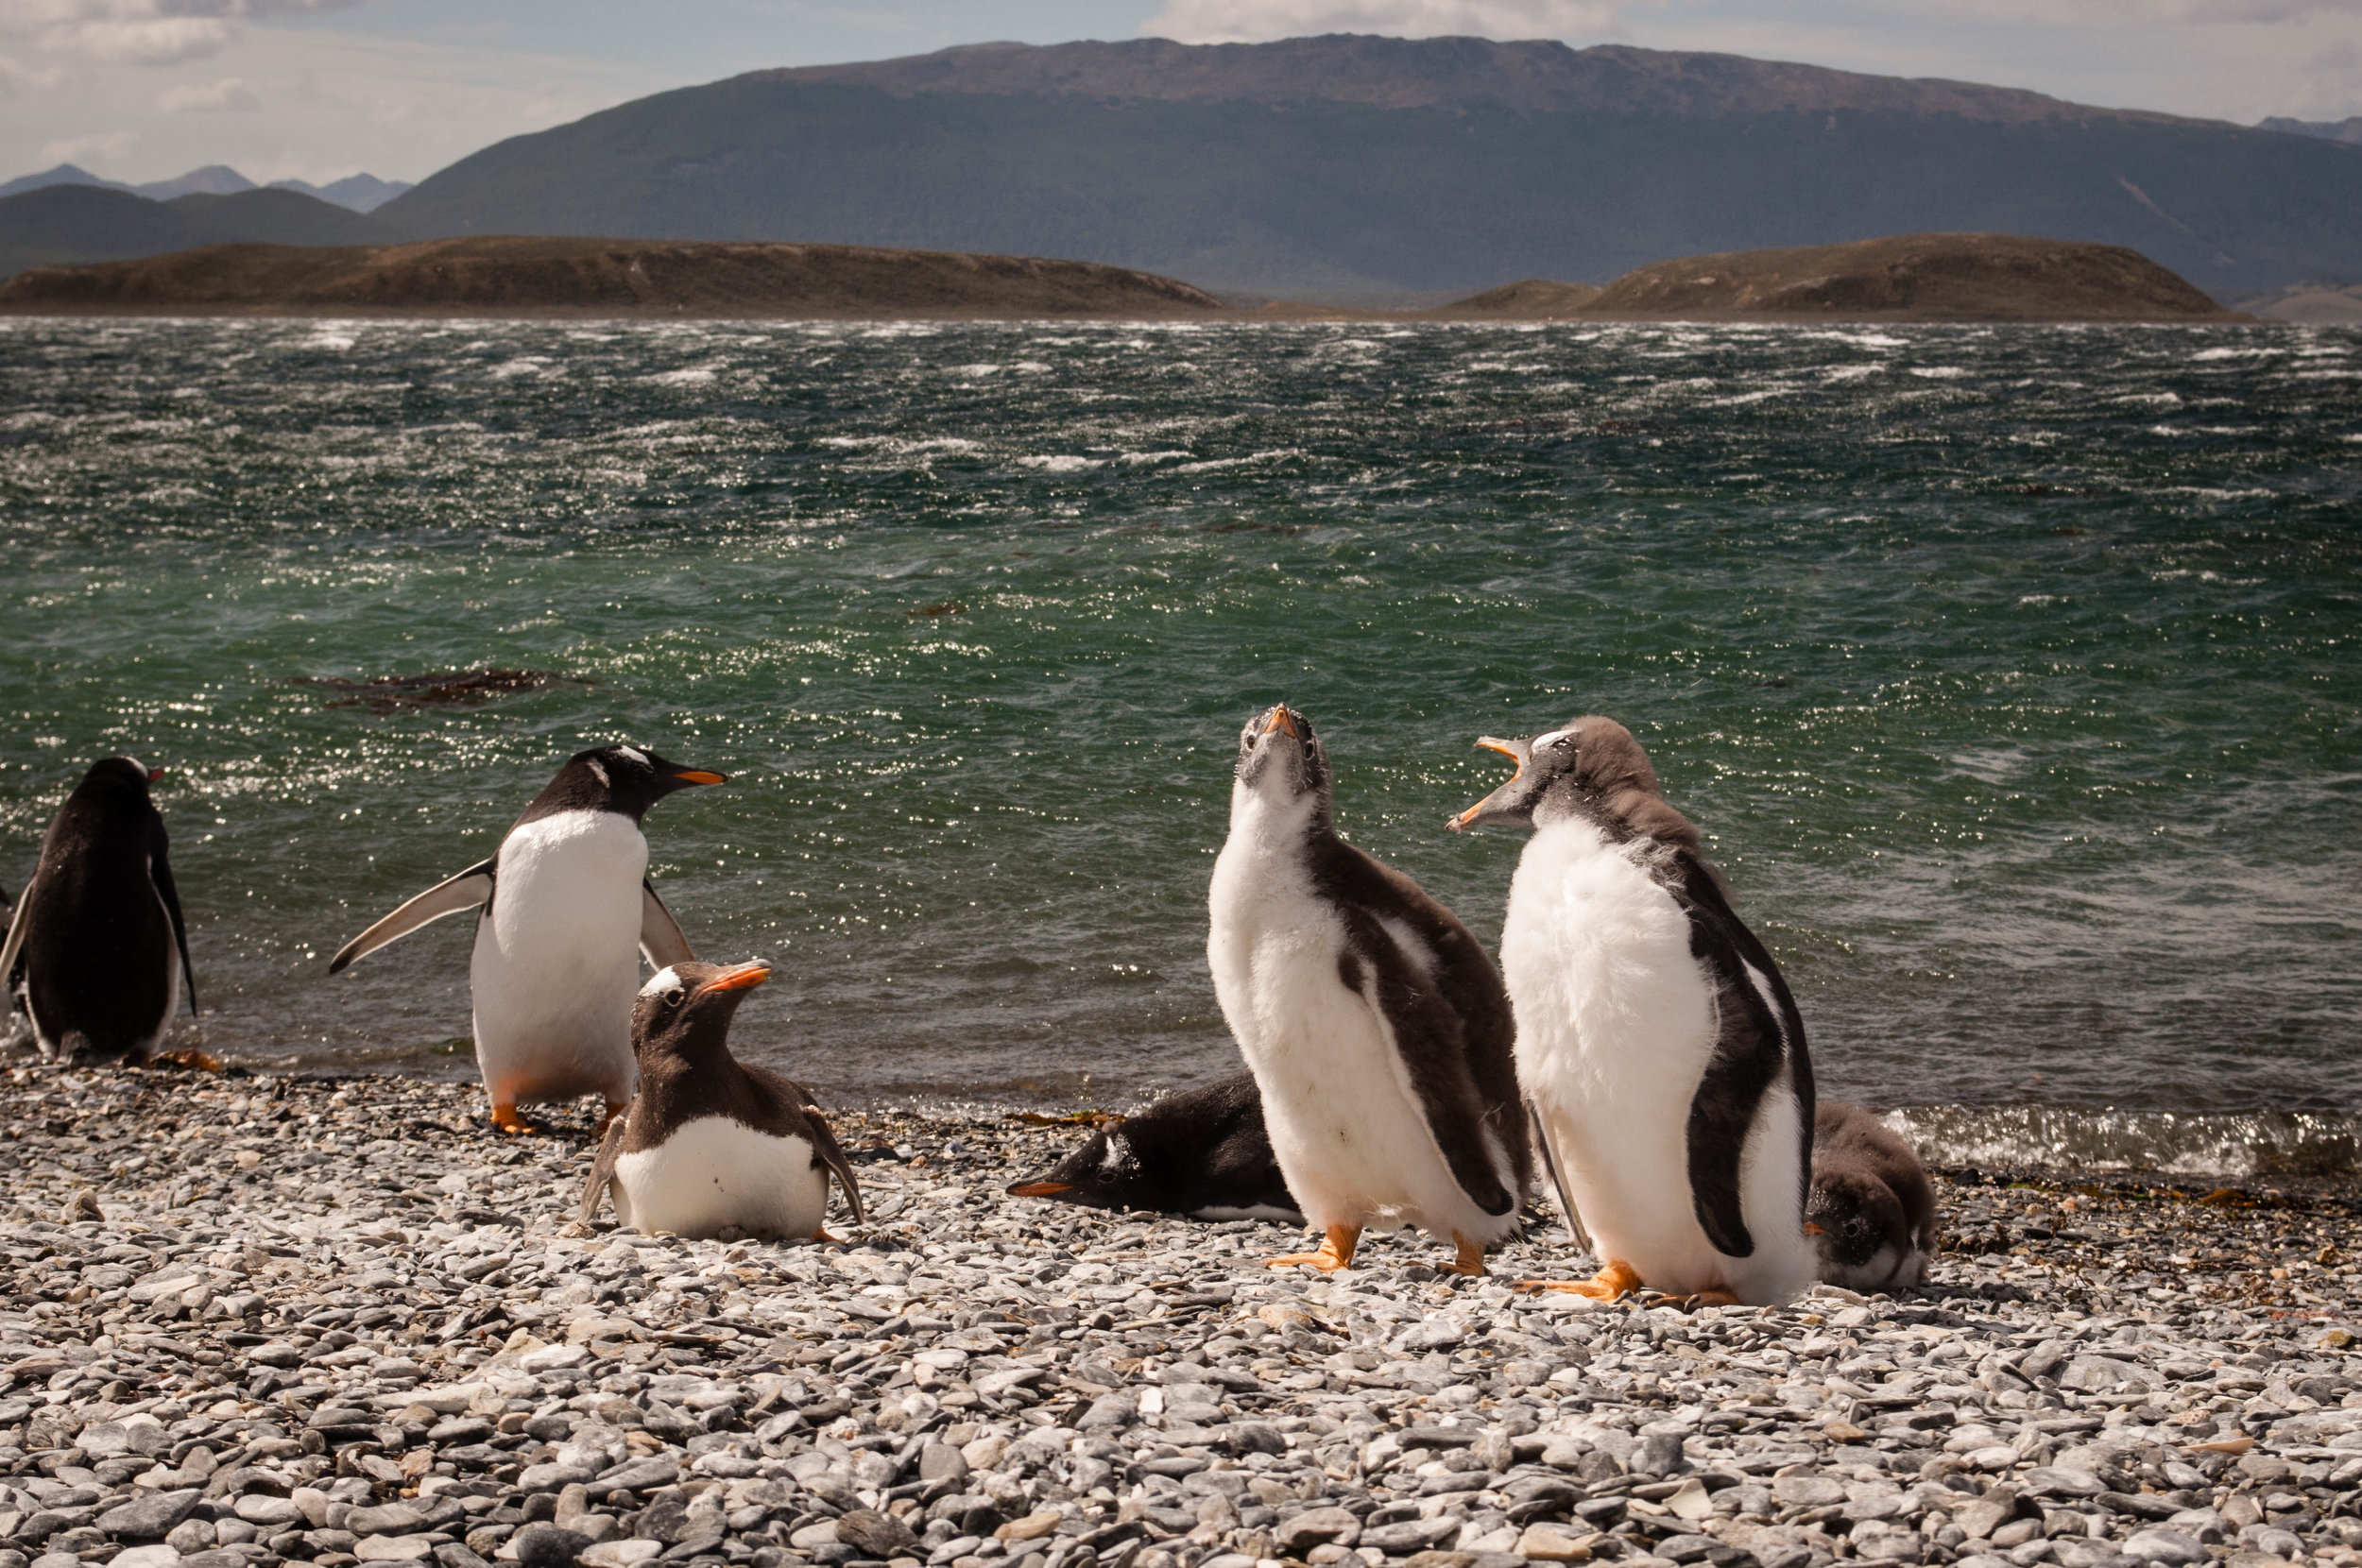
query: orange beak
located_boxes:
[700,961,771,995]
[1007,1181,1074,1198]
[1263,707,1296,738]
[1448,738,1524,830]
[672,769,727,786]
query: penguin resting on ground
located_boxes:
[1452,716,1815,1307]
[581,959,864,1241]
[1209,704,1532,1275]
[0,758,197,1065]
[1808,1101,1936,1291]
[330,744,723,1133]
[1007,1072,1302,1222]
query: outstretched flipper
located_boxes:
[328,859,495,974]
[580,1111,627,1221]
[639,880,694,969]
[801,1096,866,1227]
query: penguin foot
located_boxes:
[148,1048,222,1072]
[811,1227,846,1246]
[1515,1258,1643,1300]
[1653,1287,1744,1310]
[1268,1224,1360,1272]
[489,1102,540,1135]
[1449,1235,1488,1277]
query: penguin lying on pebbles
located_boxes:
[1209,704,1532,1275]
[582,959,864,1241]
[1007,1072,1302,1222]
[1808,1102,1936,1291]
[1453,717,1815,1307]
[330,744,724,1134]
[0,758,198,1065]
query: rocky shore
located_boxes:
[1,1067,2355,1568]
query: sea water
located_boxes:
[1,316,2354,1176]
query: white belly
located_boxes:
[1504,819,1810,1304]
[1208,810,1515,1247]
[471,810,644,1105]
[612,1116,830,1240]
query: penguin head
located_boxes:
[1007,1123,1152,1212]
[74,757,165,808]
[1448,716,1683,838]
[560,745,727,821]
[633,958,769,1057]
[1232,704,1331,816]
[1806,1168,1908,1273]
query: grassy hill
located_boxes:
[368,35,2362,301]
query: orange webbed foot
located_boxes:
[1268,1224,1360,1272]
[490,1102,539,1135]
[1449,1234,1488,1277]
[811,1227,846,1246]
[1515,1258,1643,1300]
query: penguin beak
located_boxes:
[669,767,727,787]
[147,767,166,783]
[1007,1181,1074,1198]
[700,961,771,995]
[1262,707,1297,739]
[1448,737,1532,831]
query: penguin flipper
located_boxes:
[328,859,495,974]
[0,869,35,998]
[1341,938,1516,1219]
[638,880,694,969]
[1686,968,1790,1260]
[1528,1100,1590,1251]
[800,1098,866,1227]
[149,844,198,1017]
[580,1111,626,1221]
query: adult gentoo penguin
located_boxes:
[0,758,197,1065]
[1451,717,1816,1307]
[1208,704,1532,1275]
[581,959,864,1241]
[330,744,723,1134]
[1007,1072,1301,1223]
[1807,1102,1936,1291]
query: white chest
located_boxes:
[612,1116,829,1241]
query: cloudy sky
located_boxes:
[2,0,2357,187]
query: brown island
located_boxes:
[0,230,2250,323]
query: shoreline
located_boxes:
[1,1067,2355,1568]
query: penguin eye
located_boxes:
[663,986,686,1008]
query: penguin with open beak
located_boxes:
[582,959,864,1242]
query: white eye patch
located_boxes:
[615,745,649,767]
[640,965,681,998]
[587,759,609,787]
[1533,727,1576,752]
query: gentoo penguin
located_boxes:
[581,959,864,1240]
[1208,704,1532,1275]
[1451,717,1816,1307]
[1808,1102,1937,1291]
[1007,1072,1302,1222]
[330,744,723,1133]
[0,758,197,1065]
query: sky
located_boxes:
[1,0,2358,188]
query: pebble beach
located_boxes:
[1,1066,2356,1568]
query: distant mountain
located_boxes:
[268,173,414,213]
[2260,116,2362,146]
[372,33,2362,299]
[0,162,412,217]
[0,185,391,282]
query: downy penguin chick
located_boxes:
[1808,1101,1936,1291]
[1209,704,1532,1275]
[1453,717,1815,1306]
[1008,1071,1301,1222]
[330,743,723,1133]
[0,758,197,1065]
[582,959,864,1241]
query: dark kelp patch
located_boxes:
[296,668,567,713]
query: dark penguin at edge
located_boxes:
[1809,1101,1938,1291]
[0,758,197,1065]
[583,958,864,1242]
[1008,1071,1302,1222]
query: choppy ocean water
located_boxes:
[0,316,2355,1177]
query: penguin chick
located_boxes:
[582,959,864,1242]
[330,743,724,1134]
[1453,717,1815,1308]
[1008,1072,1302,1222]
[0,758,197,1065]
[1808,1102,1936,1291]
[1210,704,1532,1276]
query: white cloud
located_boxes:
[35,127,129,163]
[0,0,362,66]
[158,72,254,109]
[0,49,66,90]
[1147,0,1622,43]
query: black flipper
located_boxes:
[639,880,694,969]
[581,1112,627,1221]
[149,842,197,1017]
[800,1094,866,1227]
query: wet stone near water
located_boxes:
[0,1070,2356,1568]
